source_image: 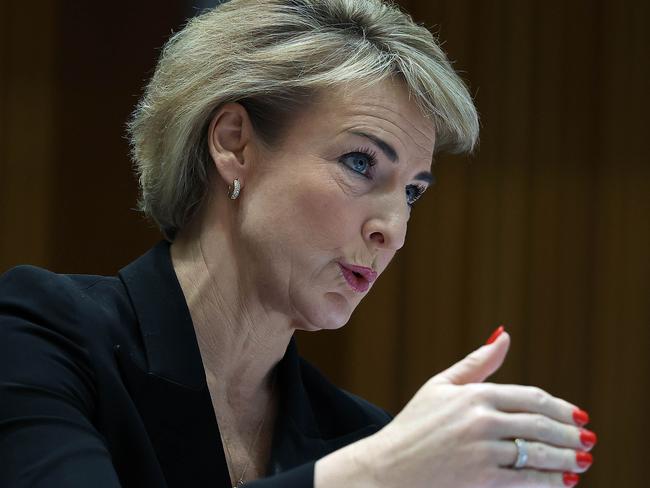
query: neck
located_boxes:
[170,222,294,408]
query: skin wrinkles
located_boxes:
[265,78,433,328]
[332,98,435,194]
[339,98,435,154]
[254,78,434,329]
[346,130,434,185]
[170,77,436,482]
[176,77,436,377]
[339,115,432,165]
[334,125,433,192]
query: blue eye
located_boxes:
[340,148,377,178]
[406,184,426,207]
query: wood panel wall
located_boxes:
[0,0,57,270]
[1,1,648,486]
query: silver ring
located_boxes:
[512,438,528,469]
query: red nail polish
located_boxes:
[580,428,597,448]
[573,408,590,426]
[485,325,505,345]
[563,472,580,486]
[576,451,593,468]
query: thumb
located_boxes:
[431,330,511,385]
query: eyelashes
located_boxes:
[338,146,428,208]
[405,184,426,207]
[338,146,378,178]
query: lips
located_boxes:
[338,262,378,293]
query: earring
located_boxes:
[228,178,241,200]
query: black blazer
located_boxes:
[0,241,391,487]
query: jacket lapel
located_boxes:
[113,344,231,487]
[266,339,384,474]
[116,241,231,487]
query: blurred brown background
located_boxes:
[1,1,648,486]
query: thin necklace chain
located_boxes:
[223,372,277,488]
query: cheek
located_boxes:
[292,179,355,249]
[242,166,359,256]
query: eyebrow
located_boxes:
[414,171,434,185]
[348,130,434,185]
[349,130,399,162]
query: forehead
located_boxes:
[309,78,436,157]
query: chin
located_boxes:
[295,291,357,332]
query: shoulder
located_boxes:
[1,265,99,326]
[0,264,134,354]
[0,263,128,316]
[298,356,393,433]
[0,264,107,302]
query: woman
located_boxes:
[0,0,595,486]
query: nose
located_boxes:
[362,202,408,252]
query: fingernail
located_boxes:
[580,428,597,448]
[576,451,593,468]
[485,325,505,345]
[563,472,580,486]
[572,408,590,426]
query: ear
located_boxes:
[207,102,254,192]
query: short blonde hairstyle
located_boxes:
[127,0,479,240]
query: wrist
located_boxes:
[314,435,379,488]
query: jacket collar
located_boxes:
[118,240,206,390]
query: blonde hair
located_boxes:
[127,0,479,240]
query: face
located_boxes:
[236,78,436,331]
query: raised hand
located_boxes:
[316,328,595,488]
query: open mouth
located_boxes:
[338,264,371,293]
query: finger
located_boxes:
[431,331,511,385]
[497,467,581,487]
[491,412,591,452]
[478,383,585,427]
[495,440,593,473]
